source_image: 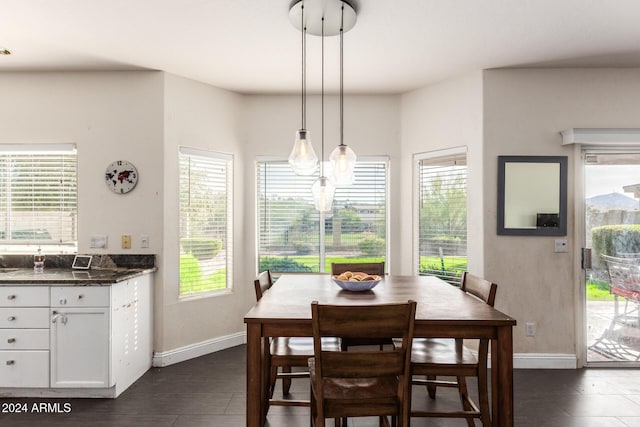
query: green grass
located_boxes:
[586,279,614,301]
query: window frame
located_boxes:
[413,146,467,284]
[178,146,233,298]
[256,156,390,275]
[0,143,78,254]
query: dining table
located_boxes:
[244,273,517,427]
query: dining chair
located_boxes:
[254,271,340,410]
[331,261,385,277]
[330,262,390,350]
[309,300,417,427]
[405,271,497,426]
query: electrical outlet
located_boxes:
[140,235,149,248]
[121,234,131,249]
[525,322,536,337]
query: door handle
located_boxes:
[582,248,592,269]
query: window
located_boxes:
[415,148,467,285]
[179,147,233,296]
[0,144,77,253]
[257,158,388,274]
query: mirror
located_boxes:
[497,156,567,236]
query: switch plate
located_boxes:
[140,235,149,248]
[121,235,131,249]
[525,322,536,337]
[90,235,108,248]
[554,239,568,253]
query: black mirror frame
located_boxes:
[497,155,568,236]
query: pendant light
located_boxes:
[311,17,336,212]
[329,2,356,186]
[288,1,318,176]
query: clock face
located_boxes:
[105,160,138,194]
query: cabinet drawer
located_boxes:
[51,287,110,307]
[0,329,49,350]
[0,350,49,387]
[0,287,49,307]
[0,308,50,328]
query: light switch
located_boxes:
[90,235,108,248]
[121,235,131,249]
[554,239,568,253]
[140,235,150,248]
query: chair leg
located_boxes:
[477,367,492,426]
[457,376,475,427]
[269,366,278,398]
[282,365,292,394]
[426,375,437,399]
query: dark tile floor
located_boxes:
[2,345,640,426]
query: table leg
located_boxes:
[246,323,263,427]
[492,326,514,426]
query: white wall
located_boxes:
[400,72,484,276]
[483,68,640,363]
[0,71,164,254]
[160,74,246,352]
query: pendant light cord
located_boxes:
[301,2,306,130]
[339,2,344,147]
[321,16,325,176]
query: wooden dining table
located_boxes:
[244,273,517,427]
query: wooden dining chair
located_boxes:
[331,261,385,277]
[330,262,390,350]
[254,271,340,410]
[309,300,417,427]
[405,271,497,426]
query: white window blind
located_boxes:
[0,144,77,253]
[179,147,233,296]
[257,159,388,274]
[416,150,467,285]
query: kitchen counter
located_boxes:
[0,267,156,285]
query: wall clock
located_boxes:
[105,160,138,194]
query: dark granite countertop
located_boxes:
[0,254,156,285]
[0,267,156,285]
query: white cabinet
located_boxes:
[0,286,50,388]
[0,272,153,397]
[50,286,112,387]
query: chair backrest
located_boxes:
[311,300,416,381]
[331,262,385,276]
[603,255,640,294]
[460,271,497,307]
[253,270,273,302]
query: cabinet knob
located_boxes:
[59,298,67,305]
[7,316,15,321]
[7,294,16,300]
[7,338,15,343]
[77,294,84,300]
[6,360,15,365]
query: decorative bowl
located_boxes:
[331,276,382,292]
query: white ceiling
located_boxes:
[2,0,640,95]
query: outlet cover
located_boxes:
[90,235,108,248]
[554,239,568,253]
[140,235,150,248]
[121,234,131,249]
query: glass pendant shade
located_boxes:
[311,176,336,212]
[329,144,356,186]
[288,129,318,175]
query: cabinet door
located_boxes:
[50,307,111,388]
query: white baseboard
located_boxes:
[152,331,246,367]
[153,336,578,370]
[511,353,577,369]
